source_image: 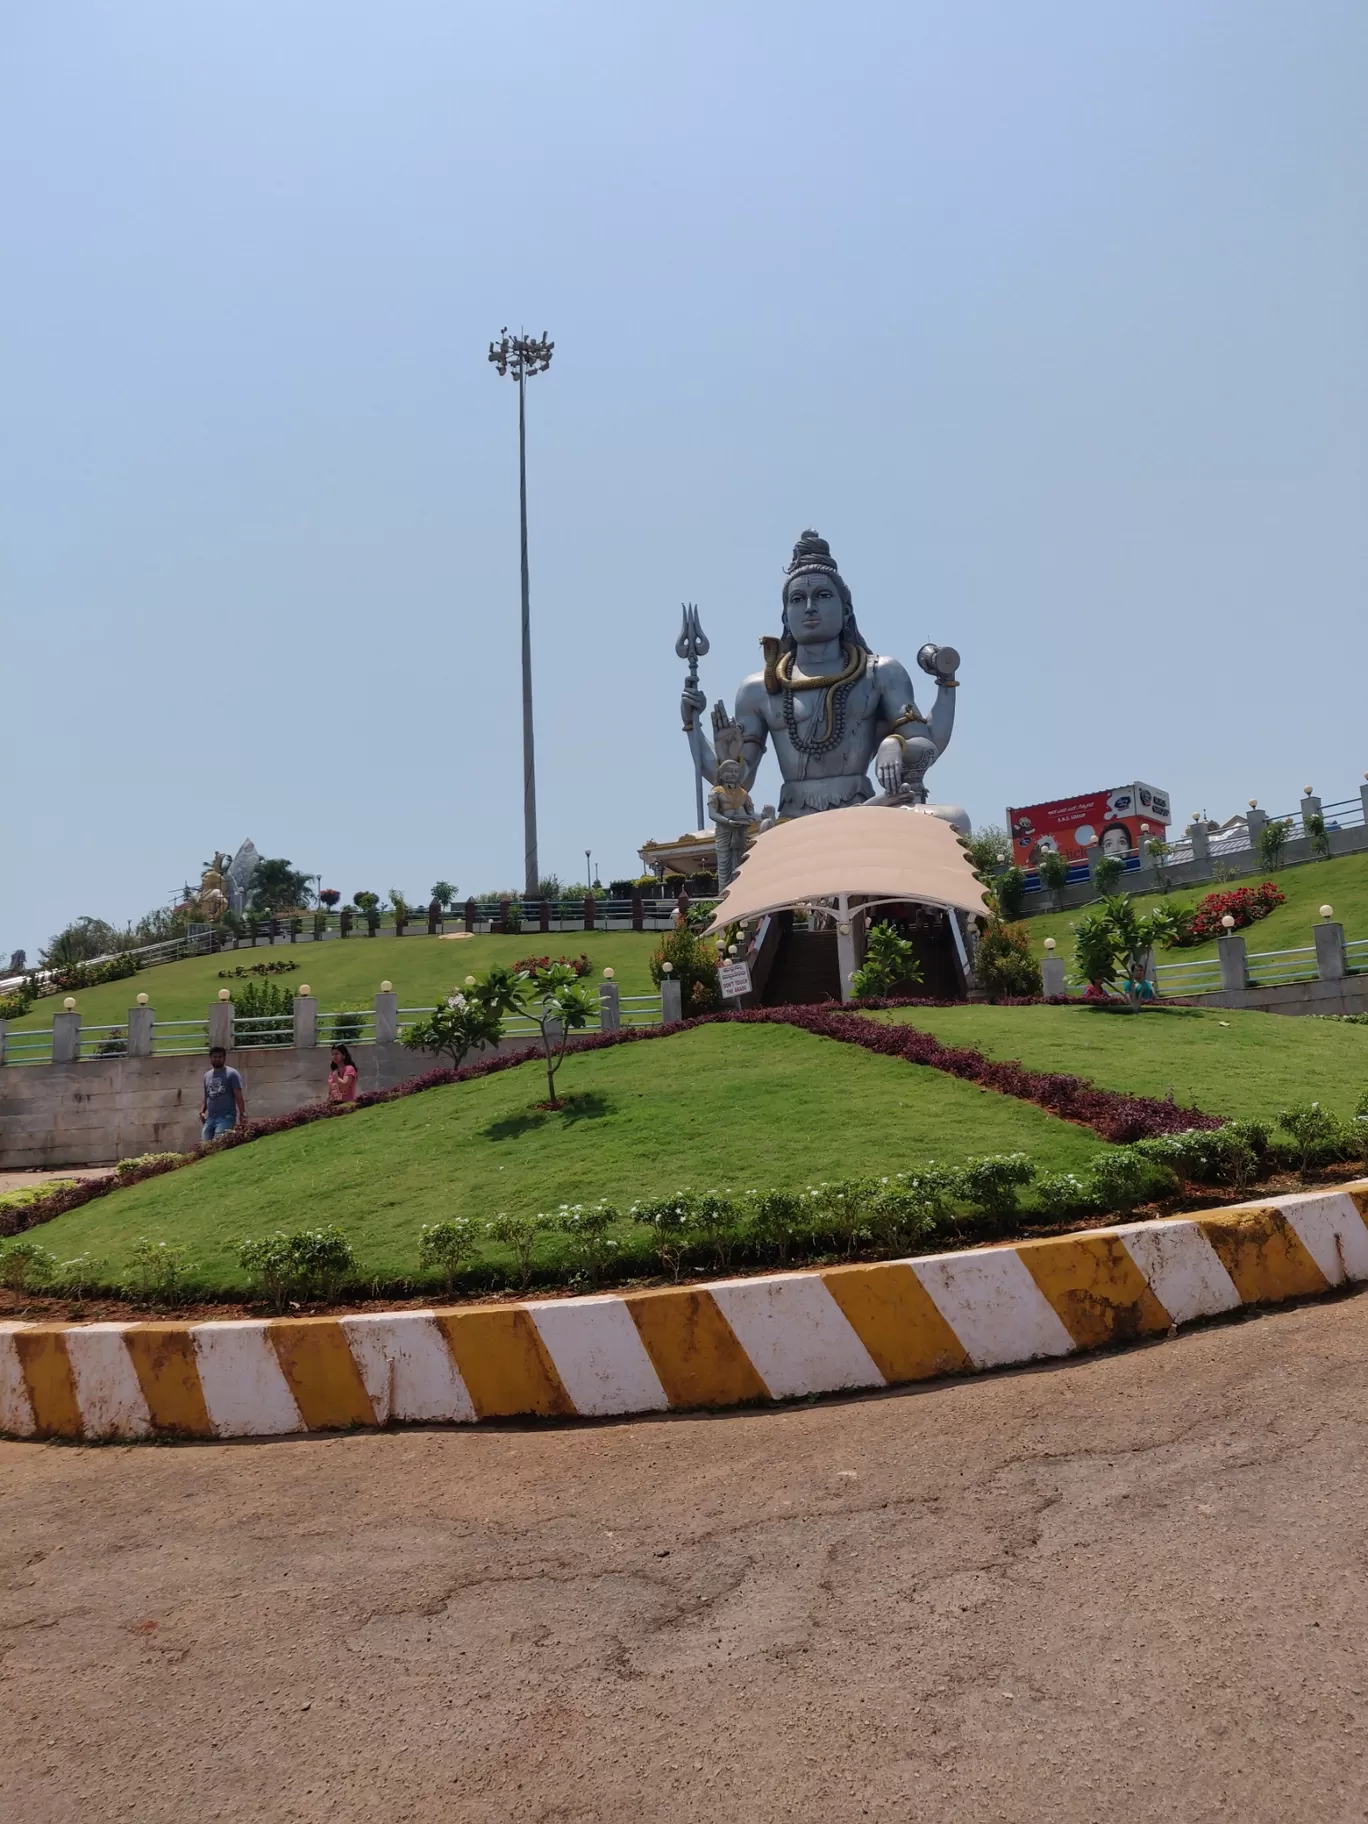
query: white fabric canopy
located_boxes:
[705,805,990,930]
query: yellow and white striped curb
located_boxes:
[3,1183,1366,1442]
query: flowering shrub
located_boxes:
[513,954,592,978]
[0,1239,57,1292]
[1171,883,1285,947]
[554,1201,620,1284]
[419,1218,479,1294]
[236,1227,354,1310]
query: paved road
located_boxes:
[5,1296,1368,1823]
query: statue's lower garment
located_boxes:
[778,774,876,818]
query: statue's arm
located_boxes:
[874,657,957,757]
[682,684,718,782]
[732,675,771,790]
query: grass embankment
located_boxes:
[5,931,661,1032]
[878,1003,1368,1122]
[1018,849,1368,966]
[28,1023,1113,1295]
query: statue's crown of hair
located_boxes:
[786,528,839,577]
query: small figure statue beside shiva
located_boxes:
[679,529,963,887]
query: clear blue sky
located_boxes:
[4,2,1366,955]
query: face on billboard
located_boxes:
[1100,826,1133,858]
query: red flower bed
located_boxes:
[1175,882,1285,946]
[2,1001,1220,1241]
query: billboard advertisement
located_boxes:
[1007,782,1171,869]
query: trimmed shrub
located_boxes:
[1034,1172,1102,1219]
[1083,1148,1177,1214]
[126,1238,192,1306]
[975,921,1043,1000]
[1278,1102,1349,1177]
[484,1211,552,1289]
[237,1227,354,1310]
[553,1201,620,1285]
[649,927,720,1016]
[0,1239,57,1293]
[958,1154,1035,1220]
[418,1218,479,1295]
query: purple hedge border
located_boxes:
[0,1001,1220,1240]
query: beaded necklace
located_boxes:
[778,645,867,756]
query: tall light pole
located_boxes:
[488,327,554,899]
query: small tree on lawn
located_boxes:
[522,961,596,1108]
[402,971,513,1071]
[1072,895,1184,1008]
[1037,848,1070,911]
[430,880,458,909]
[1258,818,1290,870]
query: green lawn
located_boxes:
[6,931,662,1033]
[880,1003,1368,1122]
[29,1023,1114,1294]
[1018,848,1368,969]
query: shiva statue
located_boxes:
[681,530,961,819]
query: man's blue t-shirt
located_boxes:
[203,1065,243,1121]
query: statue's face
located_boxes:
[784,571,845,643]
[718,761,742,785]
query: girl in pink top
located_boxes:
[328,1044,358,1104]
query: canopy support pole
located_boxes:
[835,894,857,1003]
[948,909,972,992]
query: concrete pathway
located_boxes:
[3,1294,1367,1821]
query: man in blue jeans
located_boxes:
[200,1046,246,1141]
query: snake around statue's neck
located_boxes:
[776,643,868,755]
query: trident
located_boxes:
[676,603,710,830]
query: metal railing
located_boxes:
[5,990,669,1065]
[151,1019,212,1055]
[1346,938,1368,975]
[2,1028,53,1065]
[1243,944,1320,986]
[79,1023,128,1059]
[231,1015,295,1048]
[317,1008,376,1046]
[619,993,664,1027]
[1153,956,1224,995]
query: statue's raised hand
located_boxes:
[875,736,905,796]
[681,685,706,731]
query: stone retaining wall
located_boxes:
[0,1037,530,1170]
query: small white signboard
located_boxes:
[718,960,752,1000]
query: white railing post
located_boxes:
[1186,819,1211,863]
[1040,956,1068,997]
[374,989,399,1044]
[1314,920,1347,982]
[598,980,621,1031]
[208,996,234,1051]
[293,991,318,1047]
[52,1008,81,1064]
[1217,934,1248,992]
[127,1002,155,1057]
[660,978,683,1024]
